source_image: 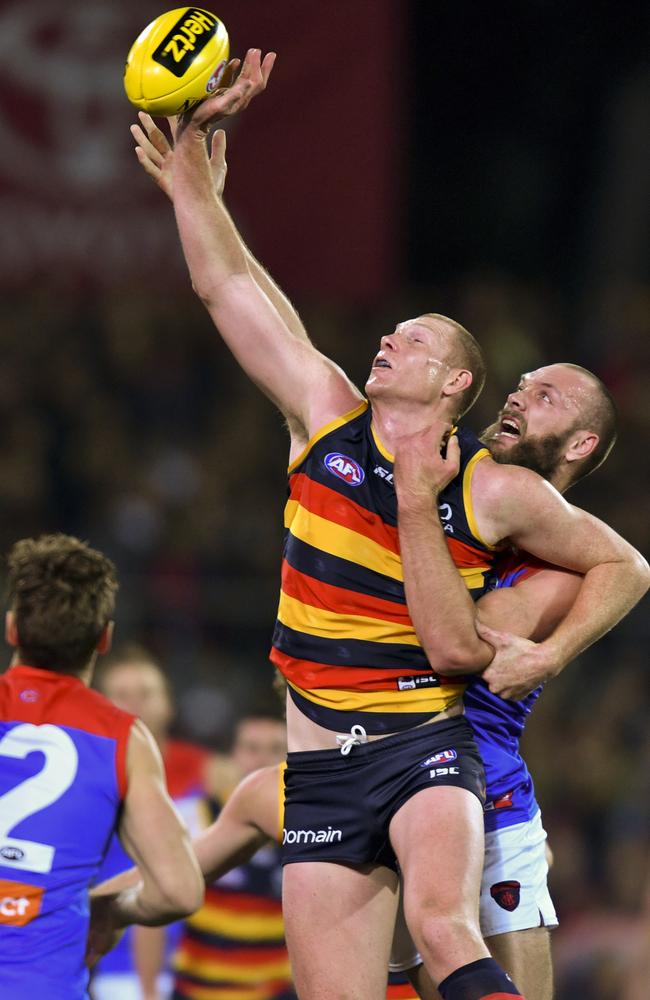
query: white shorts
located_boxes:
[480,809,557,938]
[388,809,557,971]
[90,972,173,1000]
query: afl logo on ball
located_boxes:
[324,453,365,486]
[206,60,227,93]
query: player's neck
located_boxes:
[9,652,93,687]
[369,397,455,455]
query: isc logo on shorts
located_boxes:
[0,879,44,926]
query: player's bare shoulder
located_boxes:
[469,454,568,546]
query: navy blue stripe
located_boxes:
[288,685,440,735]
[272,621,431,671]
[283,534,406,604]
[182,924,285,952]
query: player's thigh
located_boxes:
[283,860,398,1000]
[486,927,553,1000]
[390,785,485,918]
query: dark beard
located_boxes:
[481,423,567,480]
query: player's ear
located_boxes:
[442,368,472,400]
[5,611,18,648]
[97,621,114,656]
[566,430,599,464]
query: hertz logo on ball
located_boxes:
[124,7,230,116]
[153,8,219,77]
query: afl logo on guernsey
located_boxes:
[324,453,365,486]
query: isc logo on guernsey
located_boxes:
[283,826,343,845]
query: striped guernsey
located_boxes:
[271,401,499,734]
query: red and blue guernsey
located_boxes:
[271,401,500,734]
[0,664,134,999]
[463,553,549,832]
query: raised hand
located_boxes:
[393,421,458,511]
[131,114,229,201]
[177,48,276,137]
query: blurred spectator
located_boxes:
[172,711,295,1000]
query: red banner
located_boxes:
[0,1,403,301]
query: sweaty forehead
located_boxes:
[523,365,595,409]
[397,316,449,345]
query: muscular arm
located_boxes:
[109,721,204,927]
[471,459,650,675]
[195,766,279,882]
[171,54,361,438]
[394,426,496,672]
[133,116,311,349]
[91,765,280,900]
[477,567,582,642]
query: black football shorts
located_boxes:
[282,715,485,869]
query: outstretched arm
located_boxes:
[132,115,311,348]
[170,50,362,439]
[91,766,280,901]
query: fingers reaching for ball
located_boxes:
[179,49,277,134]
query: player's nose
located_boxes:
[380,333,397,351]
[506,388,525,409]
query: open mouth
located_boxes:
[498,416,521,439]
[373,357,391,369]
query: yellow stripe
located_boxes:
[462,448,498,550]
[277,763,286,843]
[458,566,492,591]
[172,986,281,1000]
[287,400,368,474]
[277,591,420,645]
[170,984,281,1000]
[371,423,458,465]
[284,500,403,580]
[289,680,465,714]
[187,907,285,940]
[370,422,394,462]
[174,950,291,985]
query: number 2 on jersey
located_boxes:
[0,723,79,874]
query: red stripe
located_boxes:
[181,937,288,964]
[482,994,525,999]
[289,473,400,553]
[204,890,283,915]
[386,985,419,998]
[445,535,491,570]
[281,560,410,624]
[271,650,462,690]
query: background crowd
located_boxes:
[0,2,648,997]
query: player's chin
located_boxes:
[485,435,517,461]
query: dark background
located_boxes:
[0,2,648,995]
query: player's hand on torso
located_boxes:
[85,892,126,967]
[393,421,458,512]
[476,621,555,700]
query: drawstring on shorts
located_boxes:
[336,724,368,756]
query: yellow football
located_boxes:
[124,7,230,116]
